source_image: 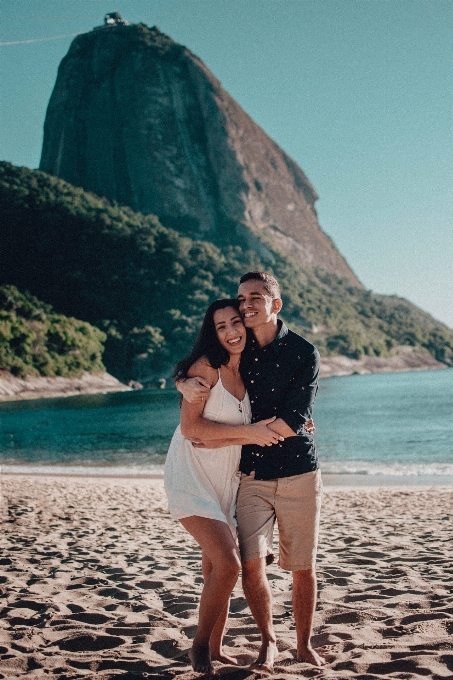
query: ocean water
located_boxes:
[0,369,452,480]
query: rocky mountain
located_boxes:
[39,22,361,286]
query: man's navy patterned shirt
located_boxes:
[239,321,320,480]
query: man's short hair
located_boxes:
[239,272,281,299]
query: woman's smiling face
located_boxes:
[213,306,246,356]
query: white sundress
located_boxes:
[164,371,251,538]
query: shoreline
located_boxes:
[1,475,452,679]
[0,370,131,403]
[0,351,448,403]
[318,347,447,378]
[2,470,453,487]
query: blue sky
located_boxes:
[1,0,452,327]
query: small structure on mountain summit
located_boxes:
[104,12,129,26]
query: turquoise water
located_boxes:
[0,369,452,478]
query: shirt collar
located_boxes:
[271,320,288,354]
[248,320,288,355]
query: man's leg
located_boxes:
[292,568,325,666]
[236,473,279,670]
[242,557,278,671]
[275,470,324,666]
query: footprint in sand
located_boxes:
[381,624,410,638]
[399,611,450,625]
[67,612,112,625]
[137,579,165,588]
[367,658,432,675]
[6,610,48,626]
[325,610,367,625]
[151,638,188,659]
[57,633,125,652]
[105,619,151,635]
[96,586,132,600]
[7,599,48,612]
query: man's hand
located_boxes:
[304,419,315,434]
[176,376,211,404]
[267,417,315,438]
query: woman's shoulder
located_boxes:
[187,357,219,386]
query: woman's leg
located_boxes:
[180,517,241,674]
[201,552,237,664]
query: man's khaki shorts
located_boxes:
[236,469,322,571]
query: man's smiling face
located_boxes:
[237,279,281,330]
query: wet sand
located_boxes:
[0,475,452,679]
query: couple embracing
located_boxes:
[164,271,324,674]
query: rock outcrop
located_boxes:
[40,23,361,286]
[319,346,447,379]
[0,371,130,402]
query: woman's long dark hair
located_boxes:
[173,299,242,381]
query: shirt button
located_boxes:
[271,388,274,391]
[251,380,254,383]
[255,358,259,361]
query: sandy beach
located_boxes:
[0,475,452,679]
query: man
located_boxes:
[178,272,324,670]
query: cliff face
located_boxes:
[40,23,361,286]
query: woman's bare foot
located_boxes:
[210,650,239,665]
[250,639,279,672]
[189,643,215,674]
[296,644,326,666]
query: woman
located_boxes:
[164,299,283,674]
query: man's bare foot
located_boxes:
[210,650,239,665]
[296,644,326,667]
[189,643,215,674]
[250,639,279,672]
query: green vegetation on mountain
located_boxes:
[1,162,452,381]
[0,285,105,378]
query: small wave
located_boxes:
[3,460,453,478]
[321,461,453,476]
[0,463,165,477]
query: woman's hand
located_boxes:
[191,438,235,449]
[248,417,284,447]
